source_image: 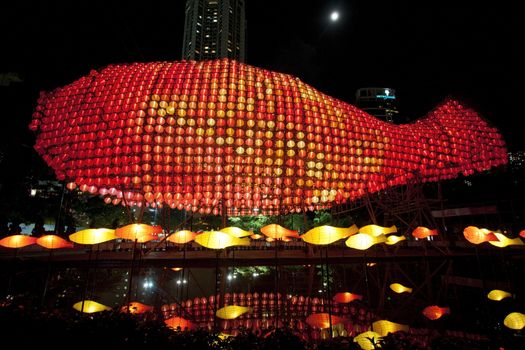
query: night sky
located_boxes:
[1,0,523,181]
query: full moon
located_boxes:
[330,11,339,22]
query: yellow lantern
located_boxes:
[167,230,196,244]
[69,228,116,245]
[73,300,111,313]
[301,225,358,245]
[385,235,406,245]
[0,235,37,248]
[489,232,524,248]
[36,234,73,249]
[354,331,382,350]
[306,313,346,329]
[115,223,157,242]
[216,305,252,319]
[503,312,525,330]
[358,224,397,237]
[220,226,253,238]
[487,289,512,301]
[194,231,250,249]
[390,283,412,294]
[345,233,386,250]
[372,320,409,337]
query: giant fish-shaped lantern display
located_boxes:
[29,59,507,216]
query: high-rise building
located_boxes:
[182,0,246,62]
[355,87,400,123]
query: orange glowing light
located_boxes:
[422,305,450,320]
[69,228,116,245]
[167,230,196,244]
[0,235,37,248]
[260,224,299,240]
[165,316,195,330]
[36,235,74,249]
[115,223,158,242]
[121,301,153,314]
[333,292,363,303]
[463,226,499,244]
[412,227,438,239]
[306,313,346,329]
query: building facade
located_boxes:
[355,87,400,123]
[182,0,246,62]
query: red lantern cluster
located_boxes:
[30,59,508,215]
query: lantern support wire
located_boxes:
[80,246,93,313]
[40,249,54,307]
[126,238,138,313]
[324,246,333,338]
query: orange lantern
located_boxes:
[167,230,196,244]
[115,223,157,242]
[306,313,346,329]
[412,226,438,239]
[69,228,116,245]
[260,224,299,240]
[165,316,195,330]
[333,292,363,303]
[422,305,450,320]
[121,301,153,314]
[463,226,499,244]
[36,235,74,249]
[390,283,412,294]
[0,235,37,248]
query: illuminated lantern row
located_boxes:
[29,59,508,215]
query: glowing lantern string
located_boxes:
[372,320,409,337]
[412,226,438,239]
[216,305,252,319]
[390,283,412,294]
[487,289,512,301]
[36,235,73,249]
[69,228,116,245]
[0,235,37,248]
[73,300,111,313]
[30,59,508,216]
[301,225,358,245]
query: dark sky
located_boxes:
[1,0,523,162]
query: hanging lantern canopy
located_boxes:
[0,235,37,248]
[29,60,508,216]
[36,235,74,249]
[487,289,512,301]
[73,300,111,313]
[301,225,358,245]
[216,305,252,319]
[390,283,412,294]
[412,227,438,239]
[372,320,409,337]
[69,228,116,245]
